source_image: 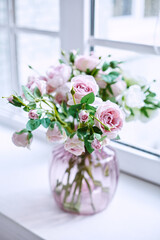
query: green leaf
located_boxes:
[23,106,30,112]
[22,85,35,102]
[81,92,95,104]
[129,108,135,116]
[84,135,94,154]
[140,107,149,118]
[16,129,28,135]
[102,72,120,84]
[107,84,113,95]
[68,104,82,118]
[108,96,116,103]
[41,118,51,128]
[102,62,109,71]
[69,52,75,63]
[59,59,65,64]
[28,102,36,109]
[70,132,76,139]
[61,101,68,114]
[147,92,156,98]
[85,104,96,115]
[49,121,55,129]
[77,127,88,137]
[91,68,100,77]
[99,135,107,142]
[34,87,41,98]
[86,68,91,74]
[110,61,119,69]
[26,119,41,131]
[92,126,103,135]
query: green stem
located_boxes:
[41,99,72,133]
[83,176,95,211]
[92,116,110,131]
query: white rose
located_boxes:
[125,85,145,108]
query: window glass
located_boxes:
[17,33,60,84]
[94,46,160,154]
[0,30,11,96]
[0,0,8,25]
[15,0,59,31]
[94,0,160,46]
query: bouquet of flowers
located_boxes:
[5,50,160,214]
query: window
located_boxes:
[0,0,160,184]
[90,0,160,184]
[0,0,60,98]
[94,0,160,46]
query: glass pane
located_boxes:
[94,46,160,154]
[0,30,11,97]
[17,33,60,84]
[15,0,59,31]
[0,0,8,25]
[94,0,160,46]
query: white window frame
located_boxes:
[0,0,160,185]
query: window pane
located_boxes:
[94,0,160,46]
[0,30,11,97]
[15,0,59,31]
[17,33,60,84]
[94,46,160,154]
[0,0,8,25]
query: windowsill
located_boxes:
[0,125,160,240]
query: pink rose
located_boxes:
[79,110,89,123]
[68,75,99,104]
[111,76,127,97]
[75,55,100,72]
[12,132,32,148]
[46,125,67,142]
[26,76,47,95]
[28,110,38,119]
[91,139,102,150]
[64,135,85,156]
[94,100,124,139]
[46,64,71,91]
[55,83,71,104]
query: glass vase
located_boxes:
[49,144,119,215]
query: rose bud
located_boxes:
[12,132,32,148]
[7,96,13,103]
[28,110,39,120]
[46,125,67,142]
[91,139,102,150]
[79,110,89,123]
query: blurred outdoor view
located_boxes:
[0,0,160,154]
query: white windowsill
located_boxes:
[0,125,160,240]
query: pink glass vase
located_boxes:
[49,145,119,215]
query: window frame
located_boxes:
[0,0,160,185]
[90,0,160,55]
